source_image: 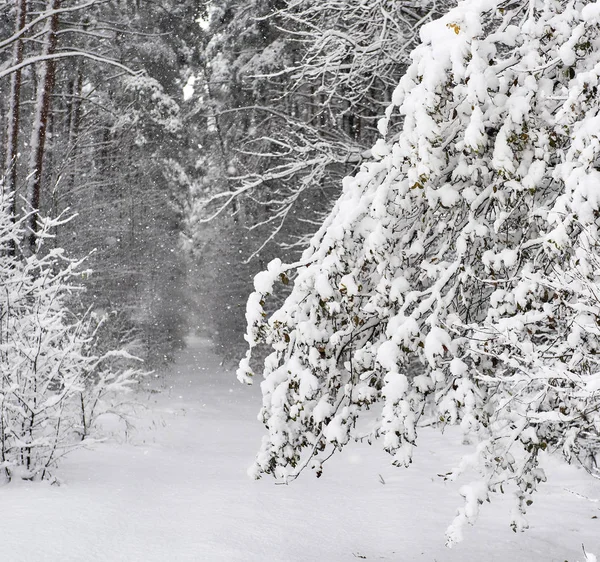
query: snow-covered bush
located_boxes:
[240,0,600,544]
[0,193,141,482]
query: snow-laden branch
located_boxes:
[0,50,141,80]
[0,0,109,52]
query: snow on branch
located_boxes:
[0,51,141,81]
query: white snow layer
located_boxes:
[1,337,598,561]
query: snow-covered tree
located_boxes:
[240,0,600,544]
[0,192,141,482]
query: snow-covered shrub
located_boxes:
[0,193,141,482]
[240,0,600,544]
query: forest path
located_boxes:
[0,337,598,561]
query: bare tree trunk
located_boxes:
[26,0,61,252]
[67,65,83,160]
[4,0,28,206]
[61,62,83,227]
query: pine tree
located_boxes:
[240,0,600,543]
[0,0,196,366]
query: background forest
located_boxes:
[0,0,441,365]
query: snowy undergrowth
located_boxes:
[0,193,142,483]
[1,337,597,561]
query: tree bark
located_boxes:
[26,0,61,252]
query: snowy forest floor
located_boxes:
[1,337,599,561]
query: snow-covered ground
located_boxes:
[1,337,599,561]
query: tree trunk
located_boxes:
[4,0,28,209]
[67,66,83,163]
[26,0,61,252]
